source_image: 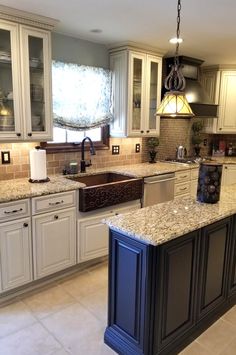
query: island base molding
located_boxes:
[104,216,236,355]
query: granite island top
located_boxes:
[0,162,197,203]
[104,184,236,246]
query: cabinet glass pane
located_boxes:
[132,58,142,131]
[0,29,15,132]
[148,61,158,130]
[28,36,45,132]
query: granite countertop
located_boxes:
[0,162,192,203]
[0,176,85,203]
[104,184,236,246]
[211,157,236,164]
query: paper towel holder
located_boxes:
[29,146,50,183]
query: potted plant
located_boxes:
[191,120,203,157]
[147,137,159,163]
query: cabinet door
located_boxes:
[78,213,110,262]
[0,217,32,291]
[127,51,146,136]
[0,20,23,141]
[145,55,162,136]
[155,231,199,350]
[33,208,76,279]
[222,165,236,186]
[197,218,231,320]
[228,216,236,297]
[217,71,236,133]
[20,25,52,141]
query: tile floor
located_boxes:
[0,260,235,355]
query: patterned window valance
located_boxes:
[52,61,113,131]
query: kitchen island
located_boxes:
[104,184,236,355]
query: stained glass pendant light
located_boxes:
[156,0,194,118]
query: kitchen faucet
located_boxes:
[80,136,96,173]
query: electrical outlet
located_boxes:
[135,143,140,153]
[112,145,120,155]
[1,151,10,164]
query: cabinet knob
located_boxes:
[16,133,21,137]
[140,130,144,133]
[23,223,28,227]
[28,133,32,137]
[54,215,59,220]
[219,128,222,130]
[146,130,150,133]
[225,166,228,169]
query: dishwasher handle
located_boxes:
[144,177,176,185]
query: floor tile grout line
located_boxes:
[0,317,39,341]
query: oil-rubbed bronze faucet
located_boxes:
[80,137,96,172]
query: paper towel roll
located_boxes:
[30,147,47,181]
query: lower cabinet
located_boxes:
[105,216,235,355]
[33,207,76,279]
[228,215,236,297]
[155,231,199,351]
[221,164,236,186]
[197,218,231,320]
[0,217,32,291]
[78,201,141,263]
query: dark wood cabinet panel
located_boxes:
[228,215,236,297]
[105,217,236,355]
[197,218,231,320]
[154,231,199,351]
[105,230,154,355]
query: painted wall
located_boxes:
[52,32,109,68]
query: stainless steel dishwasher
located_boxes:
[142,172,175,207]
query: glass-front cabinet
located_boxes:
[0,17,53,141]
[110,47,162,137]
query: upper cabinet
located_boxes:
[0,6,57,141]
[201,67,236,134]
[109,46,162,137]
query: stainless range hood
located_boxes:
[164,56,218,117]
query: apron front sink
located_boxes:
[66,172,143,212]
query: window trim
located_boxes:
[41,125,109,153]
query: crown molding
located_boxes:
[0,5,59,30]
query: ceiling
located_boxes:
[1,0,236,65]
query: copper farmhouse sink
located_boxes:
[66,172,143,212]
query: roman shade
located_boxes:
[52,60,113,130]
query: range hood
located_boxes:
[164,56,218,117]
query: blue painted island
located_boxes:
[104,186,236,354]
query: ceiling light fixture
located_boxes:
[169,37,183,44]
[156,0,194,118]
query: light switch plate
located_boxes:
[112,145,120,155]
[135,143,140,153]
[1,151,10,164]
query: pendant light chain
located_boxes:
[175,0,181,59]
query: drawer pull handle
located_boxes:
[49,200,64,206]
[23,223,28,227]
[180,187,187,191]
[54,215,59,220]
[180,175,188,178]
[4,208,23,214]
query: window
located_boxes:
[41,61,112,152]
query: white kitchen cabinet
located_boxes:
[0,217,32,291]
[221,164,236,186]
[109,46,162,137]
[0,9,56,141]
[33,208,76,279]
[190,167,199,198]
[78,200,141,262]
[201,67,236,133]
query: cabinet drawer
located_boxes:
[191,168,199,180]
[0,199,30,222]
[32,191,76,215]
[175,181,191,196]
[175,170,191,183]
